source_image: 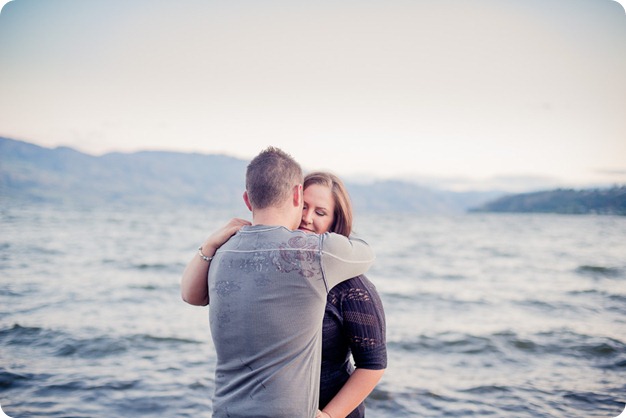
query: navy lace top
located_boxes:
[319,274,387,417]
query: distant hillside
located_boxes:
[0,137,247,208]
[0,137,499,213]
[470,187,626,215]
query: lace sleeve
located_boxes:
[340,276,387,369]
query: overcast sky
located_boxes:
[1,0,625,190]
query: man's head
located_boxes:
[244,147,304,225]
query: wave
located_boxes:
[575,265,623,278]
[0,369,33,389]
[389,329,626,365]
[382,290,489,308]
[0,324,203,360]
[565,289,626,314]
[459,385,511,394]
[31,377,140,394]
[367,388,451,417]
[0,287,23,297]
[129,334,201,346]
[532,329,626,360]
[608,293,626,303]
[561,388,626,416]
[100,259,186,273]
[389,332,501,355]
[514,298,584,314]
[0,323,47,345]
[133,263,173,271]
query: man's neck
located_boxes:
[252,207,297,230]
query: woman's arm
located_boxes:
[319,368,385,418]
[180,217,250,305]
[320,275,387,417]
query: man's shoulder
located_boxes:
[320,232,369,253]
[234,226,322,249]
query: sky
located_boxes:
[0,0,625,191]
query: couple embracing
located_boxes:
[181,147,387,418]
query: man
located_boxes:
[181,146,375,417]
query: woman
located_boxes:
[302,172,387,418]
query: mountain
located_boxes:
[0,137,247,209]
[470,187,626,215]
[0,137,501,213]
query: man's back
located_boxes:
[208,225,373,418]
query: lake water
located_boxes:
[1,204,625,417]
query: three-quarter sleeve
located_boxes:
[338,275,387,370]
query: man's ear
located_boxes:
[243,191,253,211]
[293,184,303,208]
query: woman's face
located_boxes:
[299,183,335,234]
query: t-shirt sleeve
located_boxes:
[320,233,375,291]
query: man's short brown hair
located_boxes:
[245,146,303,209]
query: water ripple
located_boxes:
[575,265,623,278]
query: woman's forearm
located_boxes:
[180,243,215,306]
[180,217,250,306]
[322,368,385,418]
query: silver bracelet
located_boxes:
[197,246,213,262]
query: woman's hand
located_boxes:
[200,217,251,255]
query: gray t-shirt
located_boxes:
[208,225,375,418]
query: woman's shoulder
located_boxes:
[329,274,380,297]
